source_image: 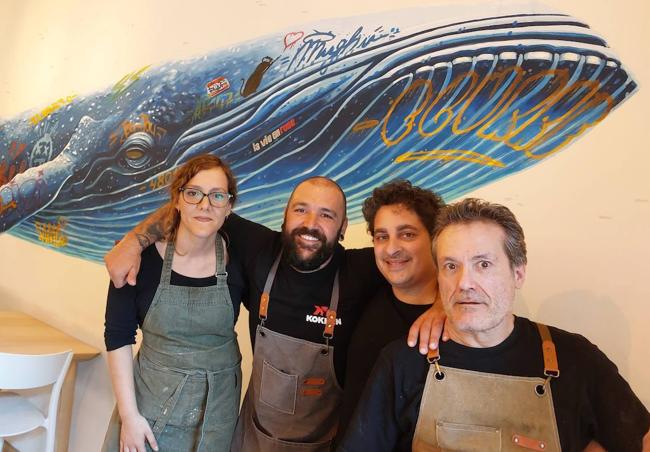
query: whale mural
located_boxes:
[0,2,638,262]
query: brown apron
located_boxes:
[231,251,343,451]
[412,323,562,452]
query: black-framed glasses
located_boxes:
[179,187,232,207]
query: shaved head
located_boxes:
[288,177,347,217]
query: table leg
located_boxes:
[56,360,77,452]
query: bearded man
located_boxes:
[105,176,445,451]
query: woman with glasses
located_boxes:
[102,155,243,452]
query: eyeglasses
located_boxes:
[179,187,233,207]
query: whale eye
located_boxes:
[125,149,145,160]
[118,131,154,169]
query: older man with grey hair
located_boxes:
[340,198,649,452]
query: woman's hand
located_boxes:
[120,412,159,452]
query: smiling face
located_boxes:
[281,179,347,271]
[436,220,526,346]
[373,204,435,294]
[175,167,232,240]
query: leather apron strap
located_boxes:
[537,323,560,378]
[413,321,562,452]
[259,250,340,343]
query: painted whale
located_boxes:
[0,2,637,262]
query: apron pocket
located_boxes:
[260,359,297,415]
[135,357,183,422]
[135,357,206,428]
[436,421,501,452]
[251,414,332,452]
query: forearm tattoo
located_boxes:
[135,221,164,250]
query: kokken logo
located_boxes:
[305,305,342,326]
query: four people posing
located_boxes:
[104,172,649,451]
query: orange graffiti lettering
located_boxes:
[381,66,614,163]
[109,113,167,148]
[34,218,68,248]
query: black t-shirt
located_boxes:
[222,213,384,385]
[340,316,650,452]
[338,286,432,439]
[104,241,245,351]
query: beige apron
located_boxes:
[412,323,561,452]
[103,237,242,452]
[231,251,343,451]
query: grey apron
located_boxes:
[412,323,562,452]
[231,251,343,451]
[103,237,242,452]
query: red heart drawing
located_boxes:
[284,31,304,50]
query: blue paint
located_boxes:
[0,4,638,262]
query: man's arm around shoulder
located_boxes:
[104,204,168,288]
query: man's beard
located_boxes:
[281,225,338,271]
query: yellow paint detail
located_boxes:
[34,218,68,248]
[394,150,506,168]
[29,95,77,126]
[125,149,145,159]
[112,64,151,99]
[381,66,614,161]
[352,119,380,132]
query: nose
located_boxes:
[385,236,402,256]
[197,194,211,209]
[456,265,475,291]
[302,211,318,229]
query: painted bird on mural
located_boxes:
[0,2,637,262]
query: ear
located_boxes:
[513,264,526,289]
[339,217,348,241]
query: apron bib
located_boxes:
[103,237,242,452]
[412,323,562,452]
[231,251,343,451]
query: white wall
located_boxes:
[1,0,648,450]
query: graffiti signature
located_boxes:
[286,26,399,74]
[34,217,68,248]
[29,95,76,126]
[191,92,235,124]
[148,167,180,191]
[381,66,614,161]
[109,113,167,148]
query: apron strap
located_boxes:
[151,373,190,434]
[536,323,560,378]
[259,251,283,323]
[215,234,228,281]
[426,348,440,364]
[196,372,214,452]
[425,322,561,380]
[161,242,176,286]
[323,271,340,340]
[259,250,341,341]
[426,347,444,378]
